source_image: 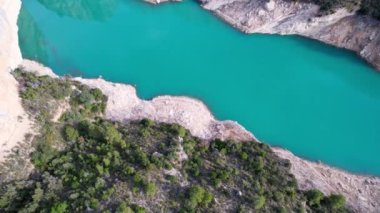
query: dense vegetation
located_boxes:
[293,0,380,19]
[358,0,380,19]
[0,70,349,212]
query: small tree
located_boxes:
[89,198,100,209]
[252,195,266,210]
[51,202,68,213]
[170,124,187,138]
[306,189,324,206]
[325,194,346,210]
[141,118,154,128]
[144,182,157,197]
[186,185,213,210]
[116,202,133,213]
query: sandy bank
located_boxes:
[0,0,32,162]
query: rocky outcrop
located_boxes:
[76,78,256,142]
[0,0,32,162]
[199,0,380,71]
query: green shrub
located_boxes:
[274,191,285,203]
[50,81,72,100]
[186,185,213,210]
[252,195,266,210]
[116,202,134,213]
[51,202,68,213]
[325,194,346,210]
[21,88,38,100]
[359,0,380,19]
[89,198,100,209]
[170,124,187,138]
[211,169,231,187]
[64,125,79,141]
[90,88,104,101]
[141,118,154,128]
[78,89,95,105]
[101,187,115,200]
[31,141,58,170]
[306,189,324,206]
[251,156,264,172]
[144,182,157,197]
[183,140,197,154]
[133,206,146,213]
[239,151,249,160]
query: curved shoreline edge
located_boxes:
[144,0,380,71]
[198,0,380,72]
[0,0,379,212]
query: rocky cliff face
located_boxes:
[199,0,380,71]
[0,0,22,68]
[0,0,31,161]
[0,0,32,162]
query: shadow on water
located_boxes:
[17,6,49,64]
[36,0,119,21]
[18,5,85,76]
[285,35,380,100]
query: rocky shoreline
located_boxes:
[146,0,380,71]
[0,0,379,212]
[198,0,380,71]
[274,148,380,212]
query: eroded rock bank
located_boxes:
[198,0,380,71]
[76,78,255,142]
[0,0,32,162]
[274,148,380,212]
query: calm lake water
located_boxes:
[19,0,380,175]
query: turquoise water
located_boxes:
[19,0,380,175]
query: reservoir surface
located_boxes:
[19,0,380,175]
